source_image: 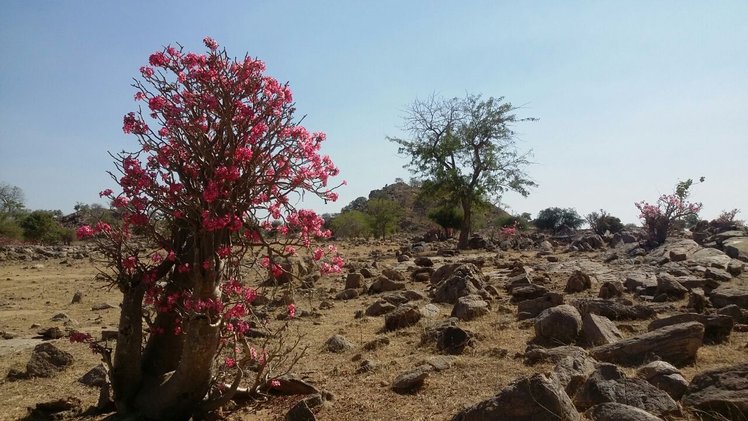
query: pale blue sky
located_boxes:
[1,1,746,223]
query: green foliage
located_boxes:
[341,196,368,213]
[428,206,463,237]
[0,182,27,241]
[0,217,24,240]
[534,207,584,233]
[388,93,536,248]
[20,210,66,244]
[330,210,372,239]
[496,213,530,231]
[585,209,624,235]
[366,198,403,239]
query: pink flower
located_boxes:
[224,357,236,368]
[270,379,281,388]
[203,36,219,51]
[287,303,296,318]
[149,52,169,67]
[99,189,113,198]
[76,225,95,239]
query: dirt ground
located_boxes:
[0,241,746,420]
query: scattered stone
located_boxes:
[325,334,353,353]
[534,304,583,345]
[451,294,489,321]
[355,359,378,374]
[582,313,624,346]
[101,329,118,341]
[365,300,396,317]
[414,256,433,267]
[517,292,564,320]
[709,284,748,309]
[585,402,664,421]
[549,352,598,397]
[573,298,656,320]
[50,312,71,322]
[335,288,359,300]
[381,267,405,282]
[71,291,84,304]
[26,397,82,420]
[648,313,734,344]
[345,273,364,289]
[655,273,688,298]
[286,399,317,421]
[573,363,678,416]
[368,276,406,294]
[590,321,704,367]
[565,270,593,293]
[419,303,440,318]
[436,325,473,355]
[78,364,109,387]
[598,281,624,299]
[432,264,488,304]
[384,304,422,331]
[362,337,390,352]
[524,345,589,365]
[624,273,657,294]
[37,326,65,340]
[688,289,708,313]
[451,373,581,421]
[421,355,458,371]
[9,343,74,380]
[724,237,748,261]
[682,362,748,419]
[267,374,320,395]
[717,304,748,324]
[510,283,547,302]
[391,368,428,393]
[636,360,688,400]
[91,302,115,311]
[705,267,732,282]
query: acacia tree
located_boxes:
[366,198,402,239]
[73,38,343,419]
[389,94,536,249]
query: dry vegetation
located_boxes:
[0,239,746,420]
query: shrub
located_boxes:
[20,210,66,244]
[366,198,403,239]
[585,209,623,235]
[635,178,702,245]
[495,213,530,231]
[534,207,584,233]
[330,210,372,238]
[428,206,463,238]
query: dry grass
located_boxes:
[0,242,746,420]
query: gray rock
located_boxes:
[384,304,422,331]
[451,294,490,321]
[624,273,657,293]
[582,313,623,346]
[590,322,704,367]
[598,281,624,299]
[365,300,396,316]
[655,273,688,298]
[565,270,593,293]
[71,291,84,304]
[381,267,405,282]
[24,343,74,378]
[436,325,473,355]
[510,283,547,302]
[78,364,109,387]
[286,399,317,421]
[705,267,732,282]
[414,256,434,267]
[585,403,664,421]
[682,362,748,419]
[344,273,363,289]
[517,292,563,320]
[647,313,734,344]
[335,288,359,300]
[710,284,748,309]
[391,368,428,393]
[724,236,748,261]
[432,264,487,304]
[419,303,440,318]
[549,352,598,397]
[573,298,656,320]
[451,373,581,421]
[534,304,583,345]
[573,363,678,416]
[91,302,115,311]
[368,276,406,294]
[636,360,688,400]
[717,304,748,324]
[325,334,353,353]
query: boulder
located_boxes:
[345,273,364,289]
[582,313,623,346]
[573,298,656,320]
[510,283,547,302]
[705,267,732,282]
[534,304,583,345]
[451,294,490,321]
[414,256,434,267]
[517,292,563,320]
[585,403,664,421]
[365,300,396,316]
[655,273,688,298]
[391,368,428,393]
[590,322,704,367]
[709,284,748,309]
[432,264,488,304]
[381,267,405,282]
[325,334,353,353]
[624,273,657,294]
[573,363,678,416]
[549,352,598,397]
[451,374,581,421]
[636,360,688,400]
[724,236,748,261]
[598,281,624,299]
[647,313,733,344]
[384,304,422,331]
[682,362,748,419]
[368,276,406,294]
[335,288,359,300]
[13,343,74,379]
[436,325,474,355]
[565,270,593,293]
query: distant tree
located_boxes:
[330,210,372,238]
[585,209,623,235]
[636,177,703,245]
[20,210,65,244]
[0,182,27,240]
[389,93,536,249]
[534,207,584,233]
[496,213,530,231]
[366,198,403,239]
[427,206,463,238]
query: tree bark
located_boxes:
[111,282,146,414]
[458,197,471,249]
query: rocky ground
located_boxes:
[0,229,747,420]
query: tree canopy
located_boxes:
[388,93,536,248]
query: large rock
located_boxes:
[598,281,624,299]
[573,298,656,320]
[565,270,593,293]
[682,363,748,419]
[655,273,688,298]
[384,304,422,331]
[25,343,74,378]
[432,264,488,304]
[325,334,353,353]
[691,247,732,269]
[585,403,664,421]
[724,236,748,261]
[636,360,688,400]
[517,292,563,320]
[534,304,583,345]
[647,313,734,344]
[345,273,364,289]
[549,352,598,397]
[381,267,406,282]
[624,272,658,294]
[391,368,428,393]
[590,322,704,367]
[365,300,397,316]
[368,276,406,294]
[582,313,623,346]
[709,284,748,309]
[510,284,547,302]
[451,294,490,321]
[451,374,581,421]
[573,363,678,416]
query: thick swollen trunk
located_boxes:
[458,198,472,249]
[111,282,146,413]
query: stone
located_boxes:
[565,270,592,293]
[436,325,473,355]
[286,399,317,421]
[451,373,581,421]
[38,326,65,340]
[598,281,624,299]
[705,267,732,282]
[585,403,664,421]
[70,291,83,304]
[582,313,623,346]
[688,289,707,313]
[573,363,678,416]
[420,355,458,371]
[724,236,748,261]
[432,264,487,304]
[510,283,547,302]
[549,352,598,397]
[504,271,532,291]
[344,273,364,289]
[451,294,489,321]
[655,273,688,298]
[590,322,704,367]
[335,288,359,300]
[524,345,589,365]
[414,256,433,267]
[267,374,320,395]
[78,364,109,387]
[682,362,748,419]
[710,284,748,309]
[384,304,422,331]
[717,304,748,324]
[391,368,428,393]
[419,303,440,318]
[24,343,74,378]
[91,302,115,311]
[381,267,405,282]
[691,247,732,269]
[325,334,353,353]
[362,337,390,351]
[647,313,734,344]
[534,304,583,345]
[573,298,656,320]
[517,292,563,320]
[624,273,657,294]
[636,360,688,400]
[365,300,396,317]
[368,276,406,294]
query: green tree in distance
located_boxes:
[389,93,536,249]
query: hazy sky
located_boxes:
[1,1,746,224]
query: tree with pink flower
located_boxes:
[74,37,342,419]
[635,177,704,246]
